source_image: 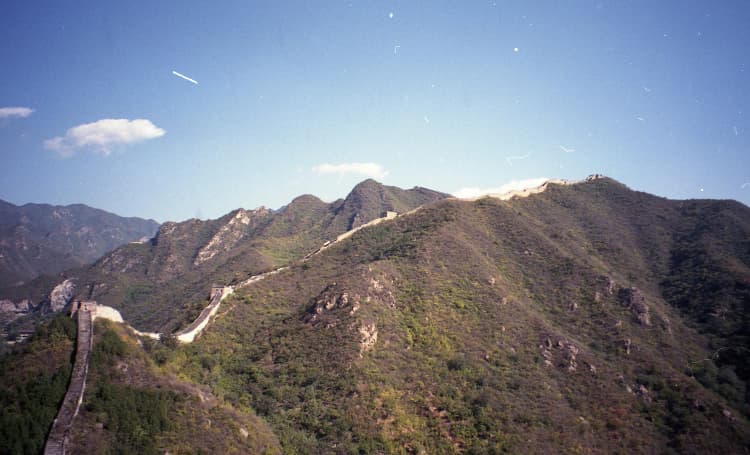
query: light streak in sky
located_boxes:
[559,145,575,153]
[505,152,531,167]
[172,70,198,85]
[742,182,750,189]
[394,45,400,55]
[734,126,739,136]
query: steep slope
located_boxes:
[0,199,159,288]
[3,180,448,333]
[65,320,281,454]
[169,177,750,453]
[0,312,281,454]
[0,314,76,454]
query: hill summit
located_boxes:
[2,176,750,454]
[0,180,449,333]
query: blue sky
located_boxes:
[1,1,749,222]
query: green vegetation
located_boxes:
[2,178,446,334]
[82,324,178,455]
[72,321,281,453]
[0,314,76,455]
[659,201,750,414]
[3,178,750,452]
[86,382,177,454]
[169,178,750,453]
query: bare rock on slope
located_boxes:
[618,287,651,326]
[45,279,76,314]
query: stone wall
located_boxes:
[44,304,94,455]
[175,287,233,343]
[336,211,399,243]
[92,304,124,324]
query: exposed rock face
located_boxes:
[302,283,379,356]
[98,249,145,275]
[541,346,553,367]
[539,338,584,373]
[606,277,616,295]
[565,343,580,372]
[0,299,33,313]
[0,298,34,328]
[618,287,651,326]
[660,315,673,334]
[46,279,76,313]
[637,384,652,402]
[193,207,269,266]
[596,275,616,297]
[303,284,353,325]
[146,218,213,282]
[359,321,378,356]
[366,276,397,308]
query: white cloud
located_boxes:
[453,177,549,199]
[312,162,389,180]
[44,118,165,157]
[0,107,34,119]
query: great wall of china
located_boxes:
[43,302,94,455]
[43,176,605,452]
[174,286,234,343]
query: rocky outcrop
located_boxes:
[618,287,651,326]
[358,321,378,356]
[0,298,35,329]
[0,298,33,313]
[303,284,353,325]
[302,282,382,356]
[45,279,76,314]
[366,276,397,308]
[193,208,269,266]
[565,343,580,372]
[539,338,588,374]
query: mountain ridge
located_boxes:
[2,176,750,453]
[0,198,159,289]
[164,176,750,453]
[0,180,449,334]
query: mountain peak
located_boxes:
[338,180,448,230]
[352,178,382,188]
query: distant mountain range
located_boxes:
[1,177,749,453]
[0,199,158,288]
